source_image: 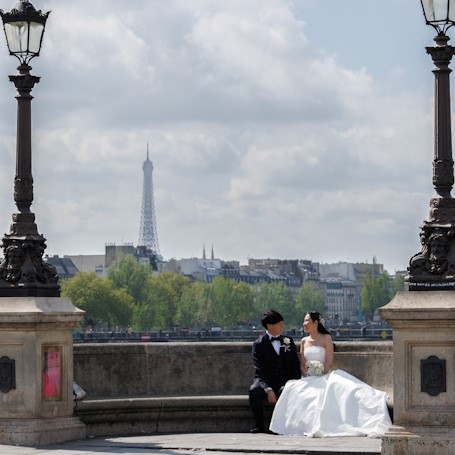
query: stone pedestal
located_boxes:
[0,297,86,445]
[379,291,455,455]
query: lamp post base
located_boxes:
[0,417,86,446]
[382,425,455,455]
[0,297,85,446]
[407,197,455,288]
[0,216,60,296]
[380,291,455,454]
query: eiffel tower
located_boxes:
[138,145,160,257]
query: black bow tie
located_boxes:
[270,336,282,342]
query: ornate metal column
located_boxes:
[407,33,455,290]
[0,2,59,296]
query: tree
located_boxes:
[361,258,390,320]
[155,272,190,327]
[107,255,153,304]
[132,275,172,330]
[389,274,405,298]
[295,281,325,325]
[175,281,205,328]
[209,276,237,327]
[233,281,255,324]
[61,272,134,328]
[255,282,296,327]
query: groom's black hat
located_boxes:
[261,309,284,328]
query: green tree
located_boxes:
[209,276,237,327]
[132,275,172,330]
[361,258,390,320]
[176,281,204,327]
[196,281,214,327]
[61,272,134,327]
[233,281,255,323]
[255,282,296,326]
[156,272,190,327]
[295,281,325,325]
[108,255,153,304]
[389,274,405,298]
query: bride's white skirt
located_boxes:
[269,370,392,437]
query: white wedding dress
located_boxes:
[269,346,392,437]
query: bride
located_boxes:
[269,311,392,437]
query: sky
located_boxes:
[0,0,445,273]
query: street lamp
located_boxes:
[0,0,59,296]
[406,1,455,289]
[1,0,48,65]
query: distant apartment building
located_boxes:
[64,254,105,275]
[179,257,222,282]
[317,262,384,324]
[44,255,79,280]
[105,243,136,268]
[319,277,358,324]
[171,255,305,286]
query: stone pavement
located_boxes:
[0,433,382,455]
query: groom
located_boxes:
[249,309,300,433]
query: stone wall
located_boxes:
[74,341,393,399]
[73,341,393,436]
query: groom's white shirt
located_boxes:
[266,330,281,355]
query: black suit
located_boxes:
[249,334,300,430]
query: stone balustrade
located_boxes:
[73,341,393,436]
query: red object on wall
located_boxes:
[43,349,61,400]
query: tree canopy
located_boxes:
[61,272,134,327]
[62,255,399,331]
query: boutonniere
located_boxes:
[281,337,291,352]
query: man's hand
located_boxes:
[266,389,278,404]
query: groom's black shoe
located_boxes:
[250,427,266,433]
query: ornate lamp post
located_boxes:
[407,0,455,290]
[0,0,59,296]
[378,4,455,452]
[0,3,84,445]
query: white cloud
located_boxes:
[0,0,438,273]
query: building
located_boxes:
[318,262,384,324]
[65,254,105,275]
[105,243,135,269]
[44,255,79,280]
[319,277,358,324]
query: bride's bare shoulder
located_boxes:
[321,333,333,345]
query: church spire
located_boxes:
[202,243,206,260]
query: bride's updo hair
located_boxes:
[309,311,330,335]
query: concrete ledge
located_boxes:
[75,395,263,436]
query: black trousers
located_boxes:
[249,385,281,430]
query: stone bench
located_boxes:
[75,395,256,435]
[73,341,393,436]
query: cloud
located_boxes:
[0,0,435,273]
